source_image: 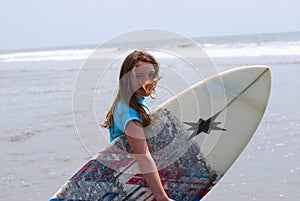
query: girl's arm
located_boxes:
[125,120,173,201]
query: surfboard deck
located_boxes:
[50,66,271,201]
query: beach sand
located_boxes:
[0,46,299,200]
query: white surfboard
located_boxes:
[50,65,271,201]
[160,65,271,174]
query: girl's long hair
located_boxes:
[101,50,159,130]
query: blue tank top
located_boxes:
[109,97,150,142]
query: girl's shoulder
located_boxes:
[114,97,149,116]
[114,99,137,116]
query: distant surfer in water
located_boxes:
[101,50,175,201]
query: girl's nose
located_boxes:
[135,74,152,84]
[141,75,152,84]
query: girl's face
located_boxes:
[131,61,156,98]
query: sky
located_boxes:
[1,0,299,51]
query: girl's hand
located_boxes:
[156,196,175,201]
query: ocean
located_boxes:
[0,31,299,200]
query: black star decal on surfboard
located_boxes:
[184,110,227,140]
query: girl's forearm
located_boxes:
[142,172,169,201]
[135,153,169,201]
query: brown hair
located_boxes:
[101,50,159,129]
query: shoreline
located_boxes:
[1,34,299,200]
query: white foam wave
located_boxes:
[0,47,176,63]
[202,41,300,58]
[1,40,300,64]
[0,48,93,62]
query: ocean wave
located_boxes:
[0,48,95,63]
[201,41,300,65]
[202,40,300,58]
[0,48,117,63]
[1,38,300,64]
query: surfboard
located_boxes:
[50,65,271,201]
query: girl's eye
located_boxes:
[148,73,156,79]
[135,74,144,79]
[134,72,156,80]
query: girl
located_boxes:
[102,50,174,201]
